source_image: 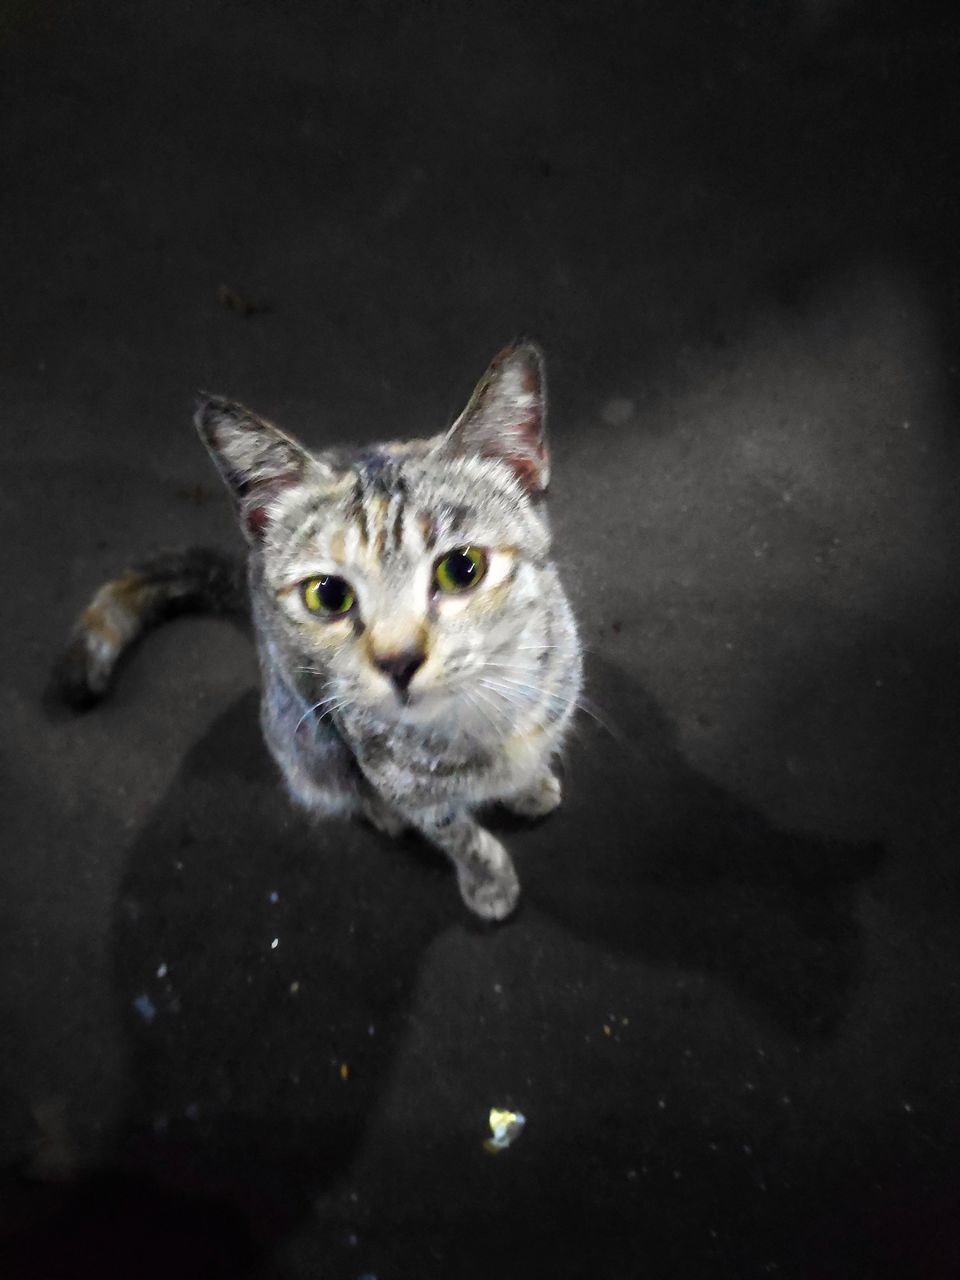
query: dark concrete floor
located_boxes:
[3,1,960,1276]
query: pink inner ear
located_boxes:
[246,505,271,537]
[481,380,547,484]
[241,473,302,540]
[469,348,548,492]
[494,450,546,493]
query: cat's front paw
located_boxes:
[456,833,520,922]
[503,771,562,819]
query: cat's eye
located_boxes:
[301,575,355,616]
[433,546,487,594]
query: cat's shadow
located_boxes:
[518,653,882,1034]
[97,654,879,1258]
[106,686,452,1246]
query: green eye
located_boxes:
[434,546,487,594]
[301,575,355,615]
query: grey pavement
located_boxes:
[2,2,960,1276]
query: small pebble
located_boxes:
[271,937,279,950]
[156,963,168,979]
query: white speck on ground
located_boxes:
[484,1108,526,1154]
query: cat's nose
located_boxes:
[373,648,426,694]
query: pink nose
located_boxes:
[373,649,425,693]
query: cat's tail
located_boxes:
[53,547,248,709]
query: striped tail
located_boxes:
[55,547,248,708]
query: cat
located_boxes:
[56,343,583,920]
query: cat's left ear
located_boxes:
[444,342,549,495]
[195,395,326,542]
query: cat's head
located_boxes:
[196,343,572,734]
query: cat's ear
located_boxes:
[195,395,321,541]
[444,342,549,494]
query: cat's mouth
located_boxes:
[363,681,476,731]
[384,686,448,721]
[358,669,505,737]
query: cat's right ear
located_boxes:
[195,395,318,542]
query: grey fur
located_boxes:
[65,344,581,920]
[195,343,581,919]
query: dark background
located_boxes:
[3,1,960,1276]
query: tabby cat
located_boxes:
[58,343,582,920]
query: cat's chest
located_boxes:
[345,717,491,802]
[338,713,546,808]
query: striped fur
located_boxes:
[55,548,246,708]
[59,344,582,920]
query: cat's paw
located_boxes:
[503,771,562,819]
[456,834,520,922]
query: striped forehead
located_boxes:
[276,457,426,567]
[272,450,527,572]
[346,455,503,561]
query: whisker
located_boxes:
[295,693,349,734]
[317,698,351,724]
[499,640,598,656]
[462,687,503,740]
[479,675,627,746]
[477,680,542,732]
[480,666,611,717]
[478,678,530,708]
[470,683,514,734]
[479,673,547,700]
